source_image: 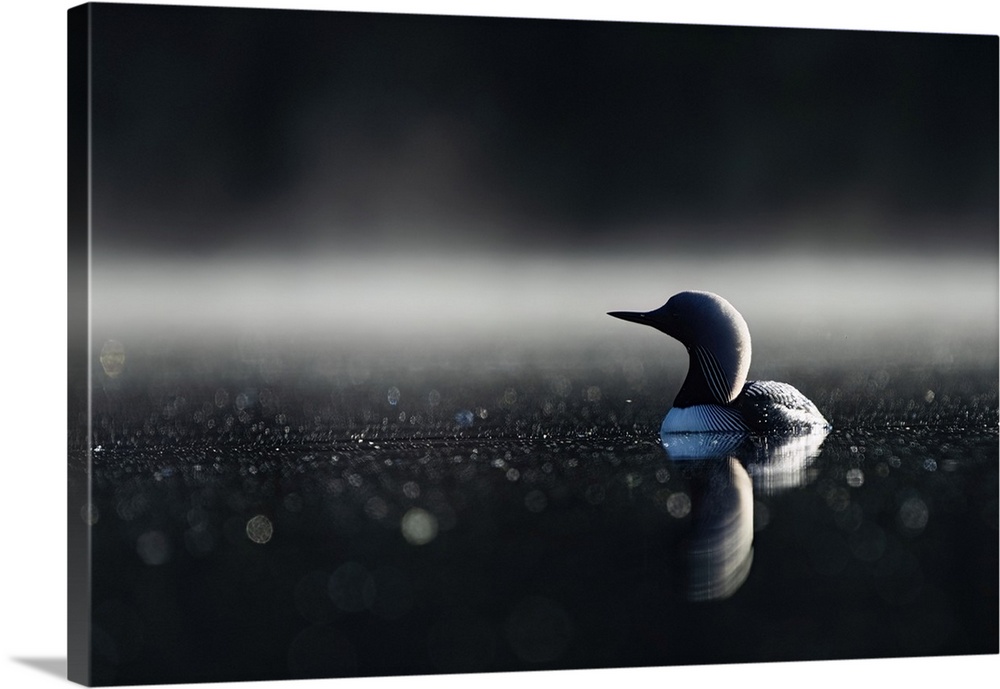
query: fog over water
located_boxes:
[91,249,997,362]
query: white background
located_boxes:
[1,1,997,688]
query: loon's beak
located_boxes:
[607,310,653,326]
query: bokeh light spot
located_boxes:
[846,468,865,487]
[99,339,126,378]
[500,388,518,408]
[136,530,171,565]
[401,507,438,545]
[524,489,548,513]
[898,496,930,532]
[505,596,574,664]
[246,514,274,544]
[328,561,376,612]
[666,492,692,518]
[81,503,100,525]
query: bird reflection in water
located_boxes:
[681,457,755,602]
[663,427,829,602]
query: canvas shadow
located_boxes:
[11,657,67,680]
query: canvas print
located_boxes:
[67,3,998,686]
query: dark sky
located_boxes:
[87,3,998,256]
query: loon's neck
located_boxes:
[673,344,746,408]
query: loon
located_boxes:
[609,290,829,434]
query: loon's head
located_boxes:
[609,291,752,404]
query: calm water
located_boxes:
[74,344,998,685]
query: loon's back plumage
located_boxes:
[610,291,829,435]
[732,380,828,433]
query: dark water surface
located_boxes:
[74,346,998,685]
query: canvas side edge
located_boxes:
[67,3,93,686]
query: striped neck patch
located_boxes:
[692,345,733,404]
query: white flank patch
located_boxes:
[661,405,749,433]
